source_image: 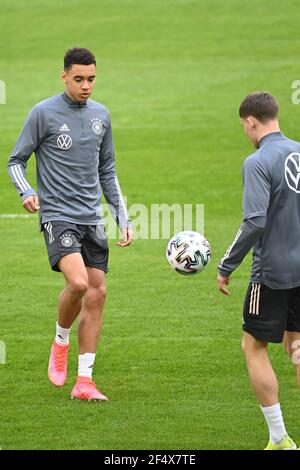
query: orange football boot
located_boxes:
[48,340,69,387]
[71,376,108,402]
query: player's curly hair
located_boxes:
[64,48,96,70]
[239,92,279,122]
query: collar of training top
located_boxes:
[61,91,88,107]
[258,131,283,148]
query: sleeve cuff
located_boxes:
[118,219,132,230]
[218,268,232,278]
[21,188,37,202]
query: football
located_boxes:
[166,231,212,275]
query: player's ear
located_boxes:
[247,116,256,129]
[61,71,67,84]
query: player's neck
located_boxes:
[257,123,281,144]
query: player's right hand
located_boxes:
[116,228,134,247]
[217,273,231,296]
[22,195,40,213]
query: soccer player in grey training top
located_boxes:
[217,92,300,450]
[8,48,133,401]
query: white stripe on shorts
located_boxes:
[249,283,261,315]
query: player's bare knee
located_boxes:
[98,284,106,300]
[91,284,106,303]
[68,278,88,297]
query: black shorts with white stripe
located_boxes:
[243,282,300,343]
[42,220,109,273]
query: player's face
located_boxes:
[61,64,96,103]
[240,118,259,148]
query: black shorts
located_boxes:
[42,221,109,273]
[243,282,300,343]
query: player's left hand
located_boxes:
[217,273,231,296]
[116,228,134,247]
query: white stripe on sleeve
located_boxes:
[219,228,243,269]
[16,164,30,190]
[11,165,27,192]
[114,176,128,219]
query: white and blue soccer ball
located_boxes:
[166,231,212,275]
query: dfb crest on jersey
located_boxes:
[91,118,103,136]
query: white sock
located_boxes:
[78,353,96,378]
[55,322,71,346]
[260,403,287,444]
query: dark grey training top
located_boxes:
[218,131,300,289]
[8,92,130,229]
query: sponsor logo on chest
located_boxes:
[285,152,300,193]
[57,134,72,150]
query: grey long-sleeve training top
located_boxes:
[218,131,300,289]
[8,92,130,230]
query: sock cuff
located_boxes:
[79,353,96,361]
[56,322,71,334]
[260,403,281,414]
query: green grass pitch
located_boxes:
[0,0,300,450]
